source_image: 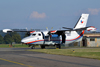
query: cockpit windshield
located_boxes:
[30,32,41,36]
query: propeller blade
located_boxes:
[51,27,53,30]
[26,27,28,31]
[46,27,49,31]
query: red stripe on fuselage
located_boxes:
[25,40,44,44]
[66,30,84,41]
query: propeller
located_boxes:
[26,27,28,31]
[46,27,55,41]
[25,27,36,36]
[25,27,30,36]
[46,27,54,35]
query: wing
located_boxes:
[2,29,41,33]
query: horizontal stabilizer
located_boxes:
[57,26,96,32]
[87,26,97,32]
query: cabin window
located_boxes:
[90,38,95,41]
[38,34,41,36]
[32,34,36,36]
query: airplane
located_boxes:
[3,14,97,49]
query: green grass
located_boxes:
[1,44,100,60]
[28,48,100,60]
[0,44,28,48]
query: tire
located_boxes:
[56,44,61,49]
[41,45,45,49]
[31,45,35,49]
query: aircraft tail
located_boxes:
[74,14,89,29]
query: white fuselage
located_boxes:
[21,30,84,45]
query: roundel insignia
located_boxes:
[81,20,83,23]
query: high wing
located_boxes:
[62,27,73,30]
[3,29,41,33]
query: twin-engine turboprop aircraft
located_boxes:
[3,14,97,49]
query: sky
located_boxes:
[0,0,100,31]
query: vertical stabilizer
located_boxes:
[74,14,89,29]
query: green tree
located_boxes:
[3,32,21,44]
[11,32,21,43]
[0,34,4,44]
[4,33,13,44]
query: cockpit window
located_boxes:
[38,34,41,36]
[32,34,36,36]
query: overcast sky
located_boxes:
[0,0,100,31]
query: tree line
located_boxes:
[0,32,21,44]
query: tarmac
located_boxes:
[0,48,100,67]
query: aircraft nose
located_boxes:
[21,39,26,43]
[21,36,36,44]
[21,36,34,44]
[21,38,28,44]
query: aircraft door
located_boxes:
[41,32,45,39]
[62,33,66,43]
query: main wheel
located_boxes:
[56,44,61,49]
[41,45,45,49]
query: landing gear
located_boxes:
[31,45,35,49]
[56,44,61,49]
[41,45,45,49]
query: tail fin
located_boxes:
[74,14,89,29]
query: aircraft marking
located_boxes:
[81,20,83,23]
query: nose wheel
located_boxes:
[31,45,35,49]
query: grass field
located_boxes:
[0,44,28,48]
[1,44,100,60]
[28,48,100,60]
